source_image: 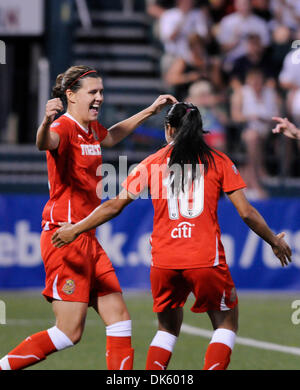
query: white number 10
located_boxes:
[163,165,204,220]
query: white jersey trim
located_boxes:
[64,112,89,134]
[220,290,230,311]
[68,199,72,223]
[52,274,62,301]
[213,236,219,266]
[50,202,55,223]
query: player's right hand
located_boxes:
[271,232,292,267]
[149,94,178,115]
[45,98,64,124]
[51,222,78,248]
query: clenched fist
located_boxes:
[45,98,64,124]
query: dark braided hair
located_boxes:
[165,102,219,192]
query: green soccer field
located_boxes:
[0,290,300,370]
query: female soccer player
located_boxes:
[50,102,292,370]
[0,65,176,371]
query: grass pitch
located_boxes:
[0,290,300,370]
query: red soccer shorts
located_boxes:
[40,229,122,304]
[150,263,238,313]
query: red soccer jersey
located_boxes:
[42,113,108,229]
[122,145,246,269]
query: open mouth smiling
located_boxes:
[89,103,100,114]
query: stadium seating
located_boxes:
[73,0,165,129]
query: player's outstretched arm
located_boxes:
[272,116,300,140]
[101,94,178,147]
[51,189,134,247]
[227,189,292,267]
[36,98,64,150]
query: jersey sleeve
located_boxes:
[219,153,246,193]
[122,156,152,198]
[50,118,70,154]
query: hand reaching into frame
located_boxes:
[272,117,300,140]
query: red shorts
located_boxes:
[150,263,238,313]
[40,229,122,304]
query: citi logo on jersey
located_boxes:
[171,222,195,239]
[80,144,102,156]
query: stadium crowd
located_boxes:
[146,0,300,199]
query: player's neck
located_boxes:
[66,109,89,131]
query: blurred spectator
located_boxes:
[230,33,273,84]
[158,0,209,73]
[186,80,228,152]
[251,0,272,22]
[286,88,300,128]
[163,34,223,100]
[217,0,270,72]
[279,28,300,91]
[146,0,175,39]
[270,0,300,33]
[268,25,292,80]
[230,68,281,199]
[146,0,175,19]
[207,0,235,24]
[204,0,235,56]
[147,0,205,18]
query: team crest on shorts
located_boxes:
[62,279,75,295]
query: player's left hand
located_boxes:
[271,232,292,267]
[51,223,78,248]
[149,94,178,115]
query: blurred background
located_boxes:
[0,0,300,297]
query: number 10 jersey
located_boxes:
[122,145,246,269]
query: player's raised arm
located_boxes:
[51,189,134,247]
[101,94,178,147]
[272,116,300,140]
[36,98,63,150]
[227,188,292,267]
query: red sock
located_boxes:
[203,342,232,370]
[2,330,57,370]
[106,336,134,370]
[145,346,172,370]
